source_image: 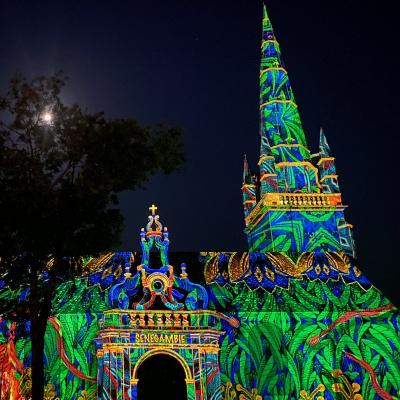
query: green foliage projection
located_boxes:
[209,279,400,399]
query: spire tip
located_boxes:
[319,127,331,156]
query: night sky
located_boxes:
[1,1,399,303]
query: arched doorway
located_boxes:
[137,354,188,400]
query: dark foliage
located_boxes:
[0,73,184,399]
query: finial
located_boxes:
[243,154,252,183]
[142,204,165,238]
[319,127,331,157]
[180,263,188,278]
[124,261,132,278]
[149,204,158,216]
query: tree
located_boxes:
[0,73,184,400]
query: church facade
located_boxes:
[1,4,400,400]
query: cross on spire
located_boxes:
[149,204,158,216]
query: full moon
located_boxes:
[42,112,53,124]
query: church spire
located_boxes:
[317,127,339,194]
[242,155,256,218]
[319,127,331,157]
[244,4,356,257]
[259,3,309,163]
[242,154,252,184]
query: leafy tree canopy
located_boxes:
[0,73,184,399]
[0,72,184,261]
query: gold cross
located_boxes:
[149,204,158,215]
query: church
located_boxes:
[1,3,399,400]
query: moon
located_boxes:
[41,112,53,124]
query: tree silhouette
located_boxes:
[0,73,184,400]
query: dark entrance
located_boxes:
[137,354,187,400]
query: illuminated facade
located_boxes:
[242,10,356,256]
[1,3,400,400]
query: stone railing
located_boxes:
[101,309,222,330]
[245,192,343,226]
[263,193,342,207]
